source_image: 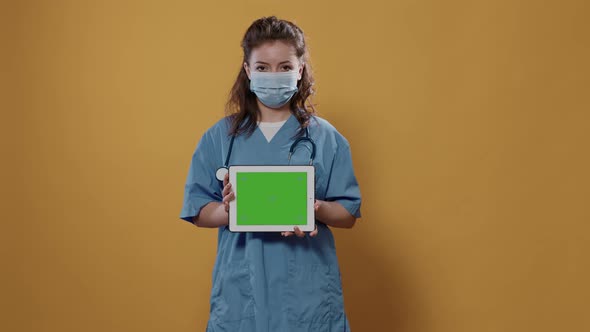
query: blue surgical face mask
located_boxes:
[249,70,299,108]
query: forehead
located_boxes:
[248,40,298,63]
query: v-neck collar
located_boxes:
[255,112,297,144]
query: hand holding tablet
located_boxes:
[225,165,316,233]
[221,173,235,213]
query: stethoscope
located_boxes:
[215,126,316,181]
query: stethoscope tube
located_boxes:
[288,127,316,165]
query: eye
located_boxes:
[282,65,293,71]
[255,66,267,71]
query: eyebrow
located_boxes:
[254,61,293,65]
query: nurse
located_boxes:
[180,16,362,332]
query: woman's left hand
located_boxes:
[281,200,322,238]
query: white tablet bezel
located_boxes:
[228,165,315,232]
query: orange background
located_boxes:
[3,0,589,331]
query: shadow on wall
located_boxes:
[326,108,431,332]
[335,227,430,332]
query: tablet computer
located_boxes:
[228,165,315,232]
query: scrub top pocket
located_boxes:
[283,261,344,326]
[209,261,256,324]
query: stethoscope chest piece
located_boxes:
[216,167,229,181]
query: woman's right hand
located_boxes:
[222,172,235,213]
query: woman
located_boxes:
[180,16,362,332]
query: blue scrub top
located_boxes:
[180,112,362,332]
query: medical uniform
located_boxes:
[180,112,362,332]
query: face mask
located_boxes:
[249,71,299,108]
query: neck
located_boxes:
[257,100,291,122]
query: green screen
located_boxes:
[236,172,307,225]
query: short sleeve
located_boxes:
[179,130,222,224]
[324,138,362,218]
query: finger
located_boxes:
[314,201,320,211]
[223,192,235,204]
[282,231,294,237]
[309,225,319,237]
[222,182,232,197]
[294,226,305,238]
[223,172,229,187]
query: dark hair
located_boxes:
[224,16,317,138]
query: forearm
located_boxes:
[193,201,229,228]
[315,200,356,229]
